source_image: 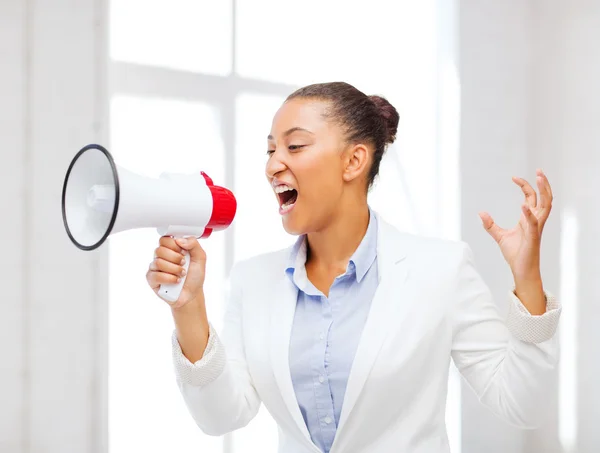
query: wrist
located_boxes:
[514,278,546,315]
[171,290,210,363]
[514,273,543,292]
[171,290,206,318]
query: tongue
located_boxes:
[282,189,298,206]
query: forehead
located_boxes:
[270,98,331,137]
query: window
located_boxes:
[108,1,459,452]
[109,95,227,453]
[110,0,232,75]
[234,93,294,262]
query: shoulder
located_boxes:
[378,218,477,303]
[378,215,469,262]
[376,216,474,288]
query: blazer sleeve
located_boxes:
[171,262,262,436]
[450,242,562,430]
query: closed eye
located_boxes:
[266,145,305,156]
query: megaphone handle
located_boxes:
[158,250,190,303]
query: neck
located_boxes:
[305,199,370,272]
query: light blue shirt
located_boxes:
[286,210,379,453]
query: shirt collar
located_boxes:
[285,208,378,284]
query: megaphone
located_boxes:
[61,144,236,303]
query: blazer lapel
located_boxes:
[335,216,411,438]
[269,271,315,444]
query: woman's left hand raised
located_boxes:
[478,169,553,313]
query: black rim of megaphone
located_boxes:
[61,143,120,251]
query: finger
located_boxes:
[155,246,186,265]
[512,176,538,208]
[175,237,206,264]
[146,270,181,289]
[479,211,504,243]
[536,169,553,210]
[536,168,553,199]
[521,204,540,237]
[149,258,186,276]
[146,270,161,291]
[159,236,184,254]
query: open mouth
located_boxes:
[276,186,298,209]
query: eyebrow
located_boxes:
[267,127,314,140]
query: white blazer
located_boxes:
[172,213,561,453]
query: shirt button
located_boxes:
[324,416,332,424]
[319,333,324,340]
[318,375,325,383]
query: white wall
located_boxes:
[459,1,533,451]
[557,3,600,452]
[0,1,27,450]
[459,1,600,452]
[0,0,108,452]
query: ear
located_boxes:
[342,143,370,183]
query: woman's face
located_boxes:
[266,98,366,235]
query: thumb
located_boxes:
[175,237,206,263]
[478,211,503,243]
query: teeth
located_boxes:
[275,184,295,194]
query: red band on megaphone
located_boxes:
[207,185,237,230]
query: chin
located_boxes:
[281,212,306,236]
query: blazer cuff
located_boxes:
[506,289,562,344]
[171,323,226,387]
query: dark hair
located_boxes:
[286,81,399,189]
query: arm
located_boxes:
[171,262,262,436]
[451,243,561,429]
[172,291,210,363]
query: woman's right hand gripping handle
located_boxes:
[146,236,210,363]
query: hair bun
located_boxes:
[369,95,399,144]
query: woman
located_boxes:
[146,82,561,453]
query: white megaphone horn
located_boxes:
[61,144,237,303]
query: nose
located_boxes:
[265,149,287,179]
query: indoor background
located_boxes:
[0,0,597,452]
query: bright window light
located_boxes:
[559,208,578,453]
[109,95,226,453]
[110,0,232,75]
[233,92,296,263]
